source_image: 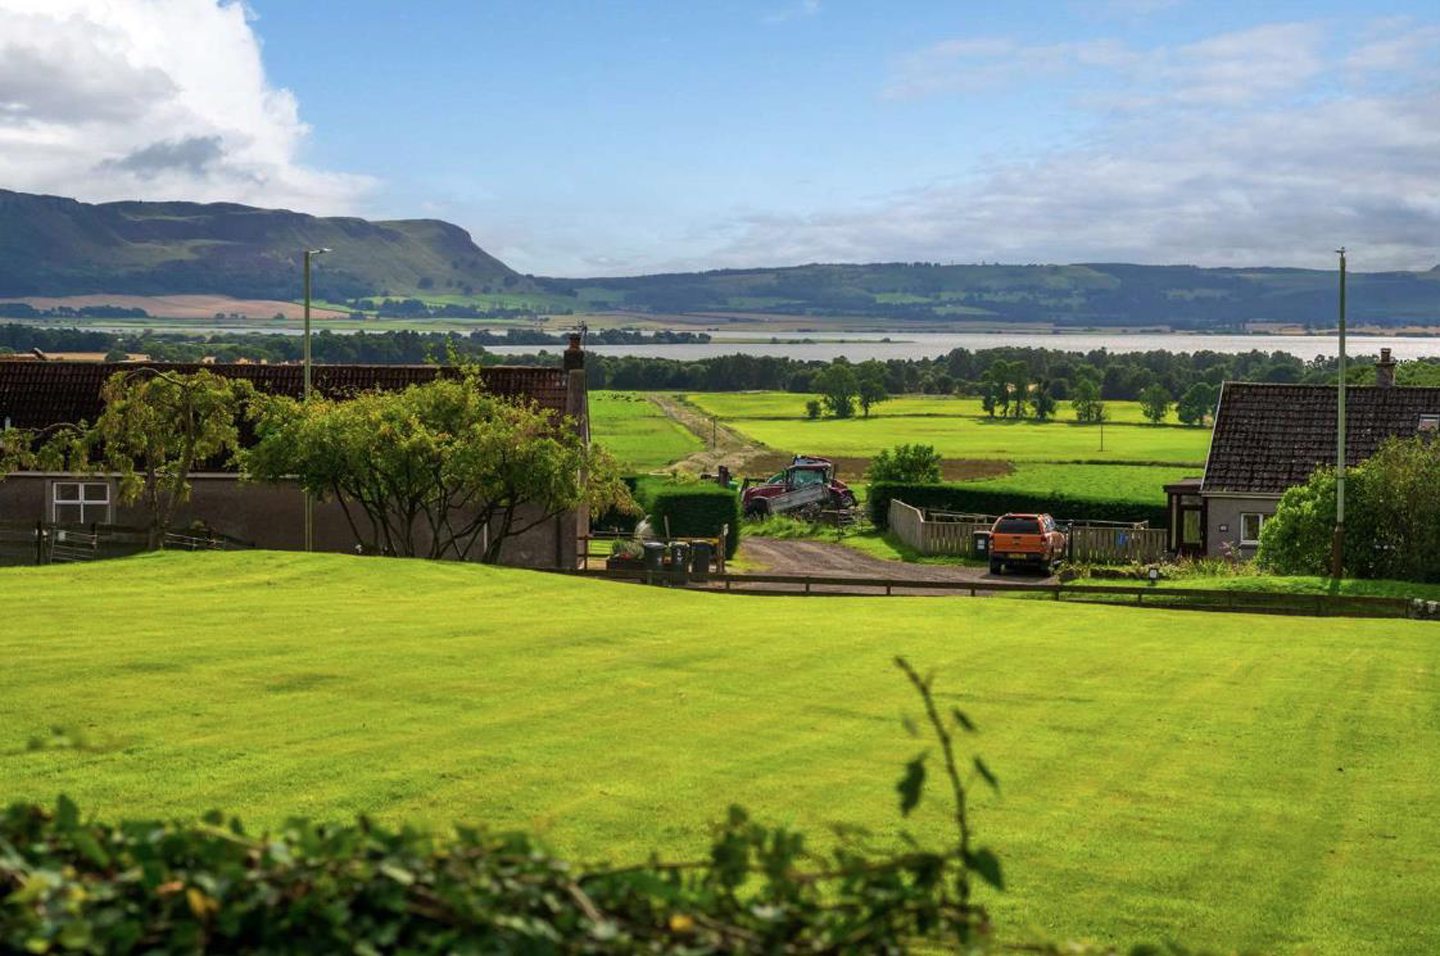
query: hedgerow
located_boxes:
[648,485,742,557]
[869,482,1168,530]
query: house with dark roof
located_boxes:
[0,336,590,568]
[1169,350,1440,558]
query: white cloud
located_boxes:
[0,0,374,211]
[885,22,1328,106]
[708,20,1440,272]
[764,0,820,25]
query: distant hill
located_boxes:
[0,190,528,301]
[548,261,1440,330]
[1,189,1435,327]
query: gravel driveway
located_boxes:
[730,538,1056,595]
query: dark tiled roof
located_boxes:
[1203,382,1440,495]
[0,362,571,432]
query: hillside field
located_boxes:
[1,552,1435,953]
[684,392,1212,465]
[589,391,702,471]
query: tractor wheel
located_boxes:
[745,500,771,520]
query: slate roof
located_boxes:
[0,362,571,432]
[1203,382,1440,495]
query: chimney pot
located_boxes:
[1376,347,1396,388]
[563,332,584,371]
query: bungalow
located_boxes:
[1166,349,1440,558]
[0,335,590,568]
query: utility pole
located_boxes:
[302,247,331,552]
[1330,247,1347,579]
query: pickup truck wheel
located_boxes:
[989,559,1003,575]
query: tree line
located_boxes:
[3,324,1434,402]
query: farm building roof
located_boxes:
[0,362,572,433]
[1203,382,1440,495]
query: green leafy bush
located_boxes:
[649,484,742,557]
[1258,436,1440,582]
[866,444,943,484]
[868,481,1167,529]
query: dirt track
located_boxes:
[735,537,1056,594]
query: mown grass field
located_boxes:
[958,463,1198,505]
[589,391,702,472]
[683,392,1211,465]
[2,552,1436,953]
[686,392,1191,426]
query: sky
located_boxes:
[0,1,1436,277]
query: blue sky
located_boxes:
[1,1,1437,275]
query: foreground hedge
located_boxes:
[0,798,991,954]
[868,482,1168,530]
[649,484,742,557]
[0,661,1013,954]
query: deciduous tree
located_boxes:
[244,374,632,562]
[2,369,252,548]
[813,362,858,419]
[1138,383,1172,424]
[856,360,890,418]
[1177,382,1218,425]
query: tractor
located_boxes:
[741,456,857,518]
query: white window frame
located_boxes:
[51,480,112,525]
[1239,511,1266,546]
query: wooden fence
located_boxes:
[888,500,1168,564]
[0,520,243,566]
[888,501,990,556]
[552,567,1422,620]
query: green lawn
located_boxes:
[2,552,1436,953]
[683,392,1210,465]
[589,391,702,472]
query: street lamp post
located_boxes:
[1330,247,1347,579]
[302,247,331,551]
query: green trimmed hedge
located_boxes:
[650,484,742,557]
[0,796,986,954]
[868,482,1168,530]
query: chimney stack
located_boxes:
[1376,347,1396,388]
[563,332,584,371]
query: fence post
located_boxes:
[35,520,43,566]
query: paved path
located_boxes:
[735,537,1056,594]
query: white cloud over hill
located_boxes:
[0,0,372,212]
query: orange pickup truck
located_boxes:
[987,513,1067,575]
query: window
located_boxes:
[52,482,111,525]
[994,517,1040,534]
[1239,512,1266,546]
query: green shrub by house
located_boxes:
[649,485,742,557]
[868,481,1168,530]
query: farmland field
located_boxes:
[683,392,1211,465]
[685,392,1190,425]
[2,552,1436,953]
[957,462,1198,505]
[589,391,701,472]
